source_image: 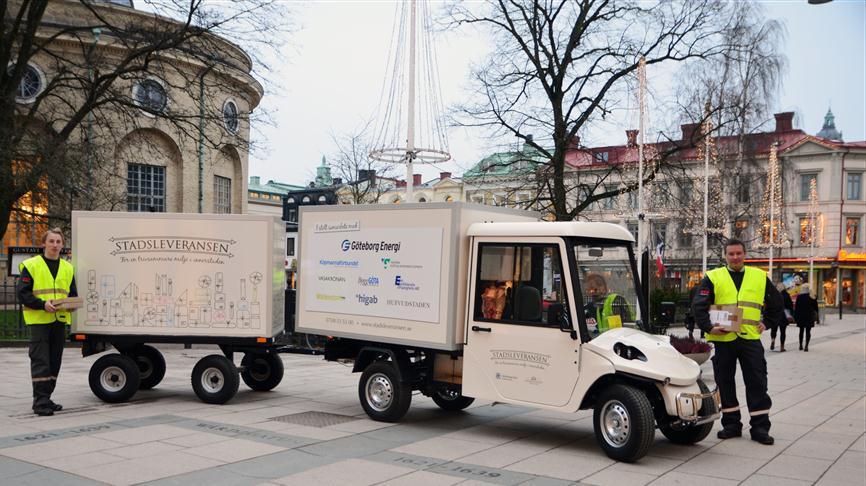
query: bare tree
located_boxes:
[447,0,777,221]
[329,122,400,204]
[1,0,287,241]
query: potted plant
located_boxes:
[669,335,713,365]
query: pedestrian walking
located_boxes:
[771,282,794,352]
[692,238,785,445]
[795,284,819,352]
[16,228,77,416]
[684,284,704,339]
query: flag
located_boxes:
[655,237,665,277]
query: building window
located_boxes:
[736,175,750,204]
[799,217,817,245]
[679,180,693,204]
[800,173,817,201]
[847,173,862,200]
[603,185,616,209]
[286,237,295,256]
[626,223,638,242]
[678,224,692,247]
[287,208,297,223]
[133,78,167,114]
[846,217,860,246]
[127,164,166,212]
[12,63,45,103]
[627,190,637,209]
[2,163,48,250]
[223,99,239,134]
[734,219,749,240]
[214,175,232,214]
[594,151,609,163]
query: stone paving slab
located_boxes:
[0,314,863,485]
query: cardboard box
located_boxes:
[709,304,741,333]
[52,297,84,310]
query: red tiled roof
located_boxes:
[565,129,820,168]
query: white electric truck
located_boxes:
[295,203,720,463]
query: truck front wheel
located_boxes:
[593,384,655,463]
[431,388,474,411]
[359,362,411,422]
[659,379,714,445]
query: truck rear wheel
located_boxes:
[431,388,474,411]
[593,384,655,463]
[359,362,411,422]
[122,345,166,390]
[191,355,239,404]
[241,352,284,391]
[89,354,141,403]
[659,379,714,445]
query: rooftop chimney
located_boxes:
[250,176,260,186]
[439,171,452,180]
[681,123,700,142]
[626,130,638,148]
[568,135,581,149]
[774,112,794,132]
[413,174,422,186]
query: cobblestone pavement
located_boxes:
[1,315,863,485]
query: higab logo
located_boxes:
[358,276,379,287]
[381,258,391,269]
[341,240,351,251]
[356,294,378,305]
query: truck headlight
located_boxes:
[613,342,647,362]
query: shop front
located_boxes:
[746,250,866,313]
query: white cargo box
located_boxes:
[71,211,285,338]
[295,203,538,350]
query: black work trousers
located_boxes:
[29,322,66,409]
[711,337,772,436]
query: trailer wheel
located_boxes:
[593,384,655,463]
[191,355,239,404]
[241,352,284,391]
[431,388,475,411]
[359,362,411,422]
[122,345,166,390]
[89,354,141,403]
[659,379,714,445]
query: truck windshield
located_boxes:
[573,242,640,339]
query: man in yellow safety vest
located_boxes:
[16,228,77,416]
[692,239,784,445]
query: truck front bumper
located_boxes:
[675,387,721,425]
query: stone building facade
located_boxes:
[2,0,263,276]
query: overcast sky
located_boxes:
[248,0,866,187]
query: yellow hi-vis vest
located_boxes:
[705,266,766,342]
[19,256,74,325]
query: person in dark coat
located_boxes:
[771,282,794,352]
[794,284,819,352]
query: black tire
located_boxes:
[122,345,166,390]
[88,354,141,403]
[431,388,475,411]
[191,354,240,404]
[241,352,285,391]
[593,384,655,463]
[358,362,411,422]
[659,379,714,445]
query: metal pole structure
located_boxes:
[637,59,645,260]
[405,0,417,202]
[701,122,710,274]
[636,58,646,322]
[768,147,776,280]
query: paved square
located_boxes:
[0,314,862,485]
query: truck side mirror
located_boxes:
[548,303,578,340]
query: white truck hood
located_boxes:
[584,328,700,386]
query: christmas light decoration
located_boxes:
[756,142,788,275]
[806,177,820,287]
